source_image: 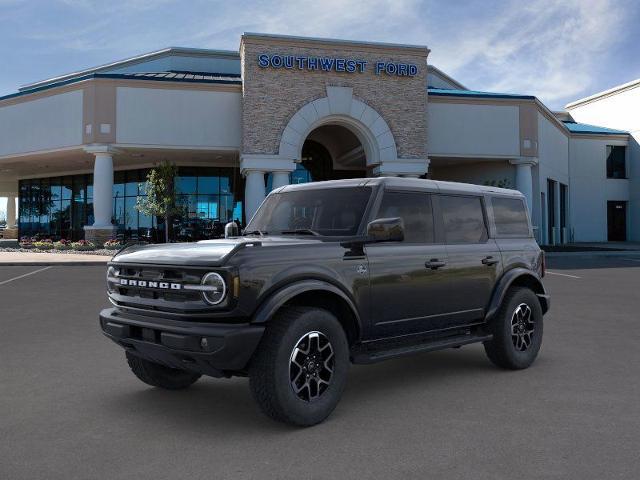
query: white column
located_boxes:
[271,171,290,190]
[510,158,537,216]
[6,195,17,228]
[244,170,266,222]
[373,158,429,178]
[241,154,295,222]
[91,151,115,227]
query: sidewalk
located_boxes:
[0,251,112,266]
[543,242,640,256]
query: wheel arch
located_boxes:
[486,268,549,321]
[251,280,362,345]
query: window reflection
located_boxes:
[18,166,243,242]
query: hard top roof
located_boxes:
[276,177,523,197]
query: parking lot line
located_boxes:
[546,270,581,279]
[0,266,52,286]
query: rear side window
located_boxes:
[492,197,530,236]
[440,195,488,244]
[377,191,434,243]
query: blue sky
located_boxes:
[1,0,640,215]
[1,0,639,108]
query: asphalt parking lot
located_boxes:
[1,256,640,479]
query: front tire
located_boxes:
[483,287,543,370]
[249,307,349,427]
[126,352,201,390]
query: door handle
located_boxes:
[481,256,499,266]
[425,259,446,270]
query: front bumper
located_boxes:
[99,308,264,377]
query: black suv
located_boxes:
[100,178,549,426]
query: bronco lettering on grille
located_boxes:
[119,279,182,290]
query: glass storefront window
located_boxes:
[18,166,243,242]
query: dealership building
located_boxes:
[0,33,637,244]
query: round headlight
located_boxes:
[106,266,118,293]
[201,272,226,305]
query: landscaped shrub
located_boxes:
[54,239,73,250]
[103,239,125,250]
[71,240,96,251]
[33,239,54,250]
[19,236,34,249]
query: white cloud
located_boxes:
[2,0,635,109]
[426,0,629,107]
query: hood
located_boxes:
[111,236,324,266]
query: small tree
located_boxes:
[483,178,512,189]
[136,161,182,243]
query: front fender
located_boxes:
[251,279,362,329]
[485,268,549,321]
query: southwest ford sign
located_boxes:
[257,54,418,77]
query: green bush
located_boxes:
[71,240,96,251]
[33,240,54,250]
[54,240,73,250]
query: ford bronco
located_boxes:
[100,178,549,426]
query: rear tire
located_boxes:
[249,307,349,427]
[126,352,201,390]
[483,287,543,370]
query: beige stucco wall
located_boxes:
[240,35,429,160]
[115,86,242,148]
[430,160,515,187]
[427,101,520,157]
[0,90,83,157]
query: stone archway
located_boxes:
[278,86,398,168]
[240,86,429,220]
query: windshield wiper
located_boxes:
[280,228,320,236]
[243,229,267,236]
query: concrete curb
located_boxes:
[544,250,640,257]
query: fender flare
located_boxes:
[251,279,363,332]
[485,268,549,321]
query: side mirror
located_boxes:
[367,217,404,243]
[225,221,239,238]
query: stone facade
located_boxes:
[240,34,429,162]
[84,226,116,247]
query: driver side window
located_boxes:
[377,191,434,243]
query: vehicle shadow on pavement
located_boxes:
[102,346,502,432]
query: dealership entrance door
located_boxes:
[298,124,368,183]
[607,201,627,241]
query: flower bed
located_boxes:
[7,236,111,255]
[0,246,114,256]
[103,239,126,250]
[54,239,73,250]
[71,240,96,251]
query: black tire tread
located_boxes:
[484,286,543,370]
[249,306,310,424]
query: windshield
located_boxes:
[245,186,373,237]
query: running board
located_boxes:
[351,333,493,364]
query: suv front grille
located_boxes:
[107,264,222,315]
[114,266,202,303]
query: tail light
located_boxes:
[540,251,546,278]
